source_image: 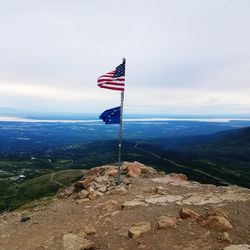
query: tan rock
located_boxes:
[94,175,110,184]
[223,245,250,250]
[81,224,96,235]
[128,221,151,239]
[94,190,104,197]
[106,168,118,177]
[121,200,147,209]
[156,186,167,194]
[98,186,107,193]
[86,166,104,177]
[144,195,183,204]
[138,163,157,175]
[142,187,157,194]
[217,232,233,243]
[57,186,74,199]
[201,215,233,231]
[126,163,141,177]
[76,190,89,199]
[179,208,200,219]
[63,233,95,250]
[82,198,90,202]
[88,191,98,200]
[157,216,177,229]
[122,178,130,185]
[86,185,95,193]
[208,207,230,220]
[158,171,166,176]
[111,211,119,217]
[169,173,188,181]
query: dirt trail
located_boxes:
[50,172,66,188]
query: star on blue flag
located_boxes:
[99,106,121,124]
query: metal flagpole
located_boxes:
[116,58,125,185]
[116,90,124,185]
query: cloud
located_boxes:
[0,0,249,114]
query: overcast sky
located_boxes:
[0,0,250,115]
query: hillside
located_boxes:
[149,126,250,188]
[196,126,250,158]
[0,170,84,212]
[184,127,250,188]
[1,126,250,214]
[1,162,250,250]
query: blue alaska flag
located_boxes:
[99,106,121,124]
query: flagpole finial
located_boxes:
[122,57,126,64]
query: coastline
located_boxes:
[1,116,250,123]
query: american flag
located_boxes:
[97,59,125,91]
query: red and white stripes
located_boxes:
[97,71,125,91]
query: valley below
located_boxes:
[0,119,250,213]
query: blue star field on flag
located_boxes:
[99,106,121,124]
[113,60,125,78]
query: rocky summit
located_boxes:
[1,161,250,250]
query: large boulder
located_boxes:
[200,207,233,231]
[207,207,230,220]
[123,161,157,178]
[126,163,142,177]
[128,221,151,239]
[200,215,233,231]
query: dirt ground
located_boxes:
[1,173,250,250]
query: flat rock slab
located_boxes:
[144,195,184,204]
[143,188,250,206]
[179,190,250,205]
[152,176,194,187]
[223,245,250,250]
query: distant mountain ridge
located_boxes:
[193,126,250,158]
